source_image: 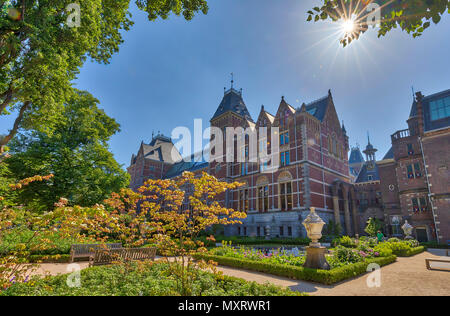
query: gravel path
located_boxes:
[32,250,449,296]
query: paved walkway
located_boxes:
[214,249,450,296]
[33,250,449,296]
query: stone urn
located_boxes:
[402,220,414,239]
[302,207,325,247]
[302,207,330,270]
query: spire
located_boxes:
[363,132,377,162]
[342,120,346,134]
[230,72,234,89]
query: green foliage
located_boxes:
[194,253,397,285]
[213,235,312,246]
[333,235,356,248]
[0,227,86,256]
[4,90,129,211]
[1,262,303,296]
[420,241,450,249]
[365,217,383,237]
[28,254,71,263]
[306,0,450,47]
[323,219,341,237]
[373,241,424,257]
[0,0,209,150]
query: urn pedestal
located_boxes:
[303,246,330,270]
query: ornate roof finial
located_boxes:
[230,72,234,89]
[367,131,371,145]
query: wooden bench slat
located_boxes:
[70,243,123,262]
[89,247,157,267]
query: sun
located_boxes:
[341,19,356,34]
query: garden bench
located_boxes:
[425,256,450,271]
[70,243,123,262]
[89,247,157,267]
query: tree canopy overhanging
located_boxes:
[306,0,450,47]
[0,0,209,152]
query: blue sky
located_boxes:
[2,0,449,167]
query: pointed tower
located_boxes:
[349,144,365,179]
[363,133,377,162]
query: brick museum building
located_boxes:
[128,85,449,243]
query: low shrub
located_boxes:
[28,254,71,263]
[1,262,306,296]
[194,253,397,285]
[404,246,425,257]
[214,236,312,246]
[333,236,356,248]
[420,242,449,249]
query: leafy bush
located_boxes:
[333,236,356,248]
[194,253,397,285]
[1,262,305,296]
[0,227,92,256]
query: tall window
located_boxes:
[430,96,450,121]
[407,163,422,179]
[279,182,293,211]
[279,226,284,236]
[257,185,269,212]
[407,143,414,155]
[280,110,289,128]
[280,151,290,167]
[412,197,429,212]
[280,131,289,145]
[239,188,249,212]
[241,163,248,175]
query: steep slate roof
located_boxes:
[382,147,394,160]
[420,89,450,132]
[355,162,380,183]
[409,100,417,118]
[164,151,208,179]
[302,95,329,122]
[349,147,365,164]
[139,135,182,164]
[211,88,253,122]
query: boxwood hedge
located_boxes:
[194,253,397,285]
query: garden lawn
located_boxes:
[1,262,306,296]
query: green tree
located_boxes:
[365,217,383,237]
[4,90,129,211]
[307,0,449,47]
[0,0,209,152]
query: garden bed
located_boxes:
[1,262,306,296]
[194,253,397,285]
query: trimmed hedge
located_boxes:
[28,254,71,263]
[194,253,397,285]
[420,242,449,249]
[213,236,312,246]
[402,246,425,257]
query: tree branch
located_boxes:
[0,100,30,153]
[0,87,14,114]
